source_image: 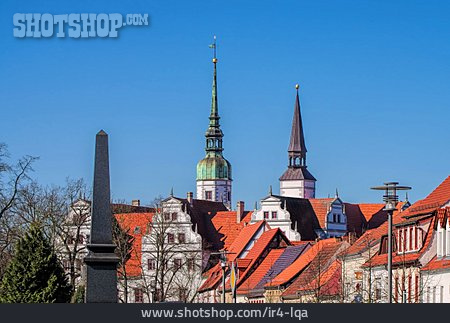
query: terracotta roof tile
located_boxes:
[309,198,334,229]
[282,242,347,297]
[236,248,285,294]
[421,255,450,271]
[268,238,340,287]
[211,211,253,250]
[401,176,450,217]
[114,212,154,277]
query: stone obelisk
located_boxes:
[84,130,119,303]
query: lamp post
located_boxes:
[371,182,411,303]
[150,276,156,303]
[220,253,227,303]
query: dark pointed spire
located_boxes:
[288,84,307,167]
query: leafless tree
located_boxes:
[0,143,37,221]
[113,215,135,303]
[142,198,202,303]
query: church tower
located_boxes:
[279,84,316,198]
[196,37,232,208]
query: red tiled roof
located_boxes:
[211,211,253,250]
[227,221,267,261]
[294,259,342,296]
[281,242,347,297]
[436,207,450,227]
[309,198,334,229]
[268,238,338,287]
[233,228,289,289]
[198,221,267,293]
[401,176,450,217]
[114,212,154,277]
[343,222,389,256]
[421,256,450,271]
[358,204,386,222]
[236,248,285,294]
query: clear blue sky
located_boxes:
[0,0,449,207]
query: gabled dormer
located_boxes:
[251,194,301,241]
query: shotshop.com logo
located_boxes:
[13,13,149,38]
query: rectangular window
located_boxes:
[415,227,418,250]
[409,227,413,251]
[178,233,186,244]
[147,259,156,270]
[337,214,341,223]
[427,287,431,303]
[263,211,269,219]
[171,212,178,221]
[167,233,175,244]
[205,191,212,200]
[440,286,444,303]
[134,288,143,303]
[164,213,171,221]
[403,229,407,252]
[271,211,277,219]
[398,230,403,252]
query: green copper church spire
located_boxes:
[204,35,224,156]
[197,36,232,182]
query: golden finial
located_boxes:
[213,58,218,63]
[295,84,299,90]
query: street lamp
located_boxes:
[220,253,227,304]
[150,276,157,303]
[371,182,411,304]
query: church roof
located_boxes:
[288,89,307,155]
[279,166,316,181]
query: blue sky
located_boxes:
[0,0,449,207]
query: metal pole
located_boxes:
[222,265,226,303]
[388,210,393,303]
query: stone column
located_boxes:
[84,130,119,303]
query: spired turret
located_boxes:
[196,37,232,208]
[279,85,316,198]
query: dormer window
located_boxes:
[264,211,269,219]
[271,211,278,219]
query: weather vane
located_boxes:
[209,35,217,62]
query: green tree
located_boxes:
[0,224,71,303]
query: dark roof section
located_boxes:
[288,91,307,155]
[279,166,316,181]
[250,244,310,296]
[173,197,229,251]
[271,195,323,240]
[111,203,155,214]
[343,203,368,237]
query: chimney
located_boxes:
[187,192,194,205]
[131,199,140,206]
[236,201,245,223]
